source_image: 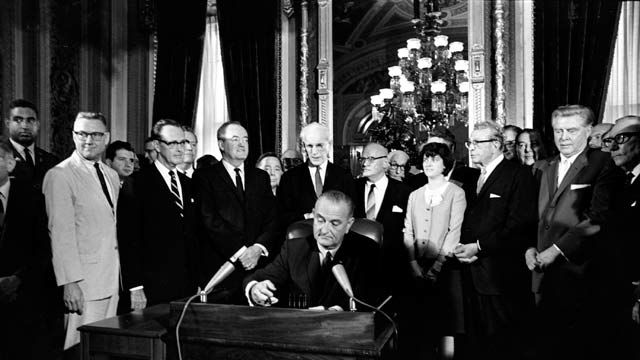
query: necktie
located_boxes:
[24,148,34,167]
[168,170,184,217]
[234,168,245,201]
[322,252,333,273]
[476,167,487,194]
[94,163,114,209]
[625,172,634,186]
[366,183,376,219]
[0,192,5,227]
[314,166,323,198]
[557,158,570,187]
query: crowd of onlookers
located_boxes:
[1,99,639,360]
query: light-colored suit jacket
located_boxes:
[43,151,120,301]
[404,182,466,260]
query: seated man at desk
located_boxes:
[244,190,383,311]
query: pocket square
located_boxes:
[632,201,637,207]
[489,193,501,198]
[570,184,591,190]
[392,205,404,213]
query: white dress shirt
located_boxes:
[307,159,328,190]
[222,159,245,187]
[154,161,183,201]
[9,138,35,163]
[480,154,504,182]
[365,176,388,218]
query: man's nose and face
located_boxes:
[219,124,249,163]
[388,154,408,181]
[503,129,518,160]
[6,107,40,146]
[313,198,354,251]
[144,141,157,164]
[109,149,136,179]
[155,125,186,169]
[304,132,329,167]
[553,115,591,157]
[257,156,283,189]
[468,128,499,166]
[517,133,536,166]
[360,144,388,181]
[588,124,612,149]
[183,131,198,165]
[73,118,110,161]
[0,149,17,185]
[605,120,640,171]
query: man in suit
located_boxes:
[105,140,136,183]
[177,126,197,177]
[353,143,409,289]
[502,125,522,161]
[278,122,354,228]
[0,138,58,359]
[387,149,410,182]
[244,190,381,310]
[454,120,537,359]
[5,99,59,189]
[193,121,277,303]
[43,112,120,350]
[407,126,480,202]
[525,105,623,359]
[123,119,199,308]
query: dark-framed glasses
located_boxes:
[602,132,640,147]
[464,139,497,149]
[73,131,106,141]
[359,156,386,165]
[158,139,188,149]
[389,162,407,169]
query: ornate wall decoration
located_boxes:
[282,0,294,18]
[317,0,333,153]
[299,0,309,127]
[494,0,506,126]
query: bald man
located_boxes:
[387,150,410,182]
[589,123,613,150]
[353,143,410,295]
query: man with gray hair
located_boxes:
[277,122,354,228]
[43,112,120,350]
[387,149,410,182]
[454,120,537,359]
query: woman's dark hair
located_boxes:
[420,142,455,175]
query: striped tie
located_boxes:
[168,170,183,217]
[366,184,376,219]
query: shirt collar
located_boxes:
[308,159,328,169]
[154,159,175,175]
[74,150,104,170]
[482,154,504,177]
[630,162,640,183]
[222,159,244,173]
[368,175,388,188]
[10,138,35,158]
[559,151,581,165]
[317,242,341,258]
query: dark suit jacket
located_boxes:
[277,162,354,228]
[0,179,51,310]
[534,148,624,295]
[129,166,199,305]
[243,232,383,310]
[193,162,277,300]
[461,158,537,296]
[353,177,410,291]
[407,162,480,202]
[9,144,59,190]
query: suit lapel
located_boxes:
[302,165,317,199]
[477,159,505,198]
[551,150,588,206]
[216,162,244,203]
[306,237,322,300]
[376,181,395,222]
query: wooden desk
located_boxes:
[78,304,170,360]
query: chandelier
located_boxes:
[367,1,469,158]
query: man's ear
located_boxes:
[345,216,355,233]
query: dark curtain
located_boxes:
[533,0,621,144]
[152,0,207,126]
[217,0,278,166]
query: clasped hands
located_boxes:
[525,246,561,271]
[453,243,479,263]
[239,244,262,271]
[0,275,21,304]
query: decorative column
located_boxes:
[279,0,297,153]
[494,0,506,127]
[299,0,309,127]
[316,0,333,158]
[468,0,491,132]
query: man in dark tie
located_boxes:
[454,120,537,359]
[126,119,199,307]
[105,140,136,183]
[177,126,197,177]
[4,99,59,190]
[277,122,354,229]
[244,190,381,311]
[0,137,58,359]
[602,115,640,358]
[525,105,623,359]
[193,121,277,303]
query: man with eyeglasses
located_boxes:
[5,99,59,190]
[526,105,624,360]
[43,112,121,352]
[602,115,640,357]
[502,125,522,161]
[124,119,199,308]
[454,120,537,359]
[177,126,198,177]
[278,122,354,229]
[193,121,277,304]
[387,150,410,182]
[354,143,409,299]
[588,123,613,150]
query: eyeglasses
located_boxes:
[73,131,106,140]
[602,132,640,147]
[222,136,249,144]
[158,139,188,149]
[389,162,407,169]
[359,156,386,165]
[464,139,497,149]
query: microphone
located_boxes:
[331,262,356,311]
[201,246,247,299]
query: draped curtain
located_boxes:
[194,16,229,160]
[533,0,621,142]
[602,1,640,123]
[217,0,278,166]
[152,0,207,125]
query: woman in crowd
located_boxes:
[256,152,284,196]
[403,142,467,360]
[516,128,547,167]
